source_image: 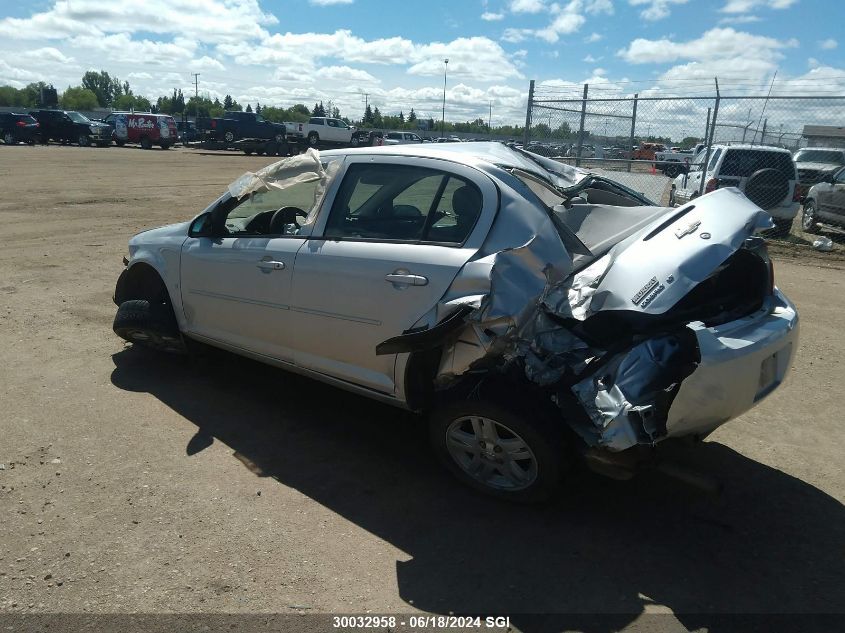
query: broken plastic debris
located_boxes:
[812,237,834,252]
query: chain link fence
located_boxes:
[524,82,845,228]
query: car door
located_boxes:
[287,156,498,395]
[180,178,322,361]
[823,167,845,220]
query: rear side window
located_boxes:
[721,150,796,179]
[325,164,482,244]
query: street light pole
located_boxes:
[440,58,449,138]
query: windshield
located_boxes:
[66,111,91,124]
[794,149,845,164]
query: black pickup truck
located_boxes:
[198,111,286,146]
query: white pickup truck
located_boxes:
[284,117,368,148]
[654,143,706,178]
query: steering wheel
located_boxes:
[269,206,308,234]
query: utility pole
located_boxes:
[488,101,492,134]
[440,59,449,138]
[361,92,370,120]
[192,73,200,98]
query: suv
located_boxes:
[801,165,845,233]
[0,112,40,145]
[670,144,800,234]
[384,131,424,145]
[29,109,112,147]
[793,147,845,198]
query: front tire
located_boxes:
[113,299,185,354]
[802,201,819,234]
[429,399,566,502]
[77,135,91,147]
[307,131,319,147]
[3,132,15,145]
[664,163,681,178]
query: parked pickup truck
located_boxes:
[284,117,370,148]
[654,143,706,177]
[199,111,287,146]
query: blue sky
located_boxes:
[1,0,843,123]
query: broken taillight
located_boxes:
[15,121,27,127]
[768,257,775,295]
[704,177,719,193]
[792,185,801,202]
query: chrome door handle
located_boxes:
[385,273,428,286]
[257,260,285,271]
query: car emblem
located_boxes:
[675,219,701,239]
[700,232,711,240]
[631,277,659,305]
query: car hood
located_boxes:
[130,221,190,245]
[796,161,841,172]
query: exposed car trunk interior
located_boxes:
[553,204,672,258]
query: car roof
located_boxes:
[795,146,845,152]
[712,143,792,154]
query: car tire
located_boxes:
[77,135,91,147]
[3,132,14,145]
[140,137,152,150]
[802,201,820,234]
[307,132,319,147]
[350,135,360,147]
[766,218,793,238]
[274,133,285,144]
[160,143,171,150]
[113,299,185,354]
[744,168,789,210]
[429,398,568,503]
[244,149,254,155]
[224,130,235,144]
[115,140,126,147]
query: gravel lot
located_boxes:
[1,145,843,631]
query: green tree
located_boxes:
[113,93,151,111]
[223,95,233,109]
[408,108,417,123]
[81,70,124,107]
[245,103,252,113]
[60,86,99,110]
[363,104,374,125]
[372,106,383,128]
[255,102,261,114]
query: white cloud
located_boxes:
[509,0,546,12]
[583,54,601,62]
[618,27,797,64]
[0,0,277,44]
[314,65,378,83]
[820,38,838,50]
[720,0,797,13]
[629,0,689,21]
[310,0,353,4]
[481,12,505,20]
[718,14,762,24]
[585,32,603,42]
[585,0,614,14]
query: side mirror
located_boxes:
[188,213,213,238]
[825,172,837,184]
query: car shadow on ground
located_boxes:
[110,346,844,633]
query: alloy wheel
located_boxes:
[445,416,538,491]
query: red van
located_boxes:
[102,112,178,149]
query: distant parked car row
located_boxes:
[1,109,178,149]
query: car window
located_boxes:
[720,150,796,179]
[835,169,845,184]
[324,164,482,244]
[66,112,90,124]
[707,148,721,171]
[222,180,322,237]
[794,149,845,164]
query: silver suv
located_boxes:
[670,144,800,234]
[112,144,798,501]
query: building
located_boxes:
[802,124,845,148]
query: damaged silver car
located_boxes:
[113,144,799,501]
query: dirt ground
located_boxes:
[1,145,843,631]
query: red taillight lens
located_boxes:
[16,121,26,127]
[211,120,216,128]
[704,177,719,193]
[792,185,801,202]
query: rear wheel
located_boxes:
[140,136,152,150]
[429,399,567,502]
[160,142,171,150]
[223,130,236,144]
[3,132,14,145]
[744,168,789,210]
[664,163,681,178]
[307,131,319,147]
[802,201,820,234]
[115,139,126,147]
[77,134,91,147]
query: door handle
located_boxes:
[385,273,428,286]
[257,260,285,271]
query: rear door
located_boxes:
[287,156,498,394]
[826,167,845,220]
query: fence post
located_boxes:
[575,83,588,167]
[627,93,638,173]
[522,79,534,148]
[699,80,720,195]
[760,118,767,145]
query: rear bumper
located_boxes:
[665,288,799,439]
